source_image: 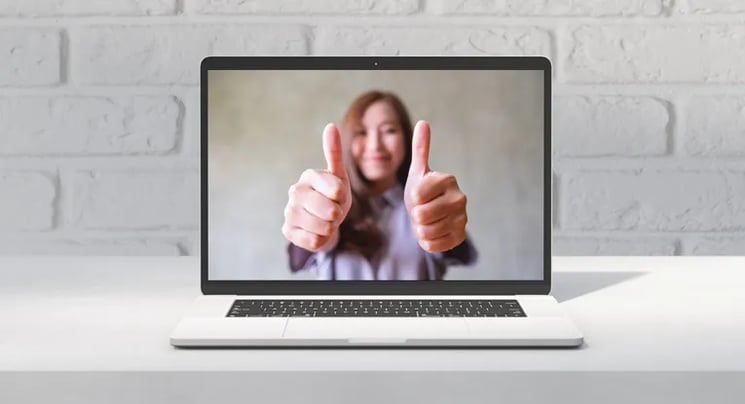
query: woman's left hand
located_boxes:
[404,121,468,253]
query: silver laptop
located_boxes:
[170,56,583,347]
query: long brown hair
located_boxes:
[337,91,414,261]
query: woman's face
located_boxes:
[350,100,406,190]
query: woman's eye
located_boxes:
[354,131,366,137]
[384,128,397,134]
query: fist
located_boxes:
[404,121,468,253]
[282,123,352,252]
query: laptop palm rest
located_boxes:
[282,318,470,340]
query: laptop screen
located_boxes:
[207,66,545,281]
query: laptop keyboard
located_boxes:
[227,299,526,317]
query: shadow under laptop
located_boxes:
[551,271,646,302]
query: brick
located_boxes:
[555,96,669,156]
[0,239,182,255]
[679,0,745,14]
[0,96,180,156]
[562,171,745,231]
[0,0,176,16]
[430,0,667,16]
[553,236,677,255]
[565,25,745,83]
[70,169,199,230]
[684,97,745,156]
[73,25,309,85]
[0,29,60,86]
[190,0,419,14]
[0,171,56,230]
[182,88,200,157]
[686,237,745,255]
[314,26,551,56]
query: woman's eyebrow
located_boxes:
[358,120,398,129]
[377,120,398,127]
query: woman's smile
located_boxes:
[366,154,391,163]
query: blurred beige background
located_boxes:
[208,69,544,280]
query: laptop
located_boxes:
[170,56,583,347]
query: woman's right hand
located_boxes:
[282,123,352,252]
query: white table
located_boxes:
[1,256,744,403]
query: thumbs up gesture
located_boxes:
[404,121,468,253]
[282,123,352,252]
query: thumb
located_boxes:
[322,123,347,181]
[408,120,431,178]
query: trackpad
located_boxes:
[283,318,469,339]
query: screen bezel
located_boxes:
[201,56,552,295]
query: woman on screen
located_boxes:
[281,91,477,280]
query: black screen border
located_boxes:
[201,56,552,295]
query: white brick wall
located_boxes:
[70,169,199,230]
[554,96,670,156]
[684,97,745,156]
[73,25,309,85]
[1,0,743,256]
[429,0,670,16]
[0,29,61,86]
[565,25,745,83]
[188,0,420,14]
[561,170,745,231]
[314,26,551,55]
[0,96,180,155]
[0,1,177,16]
[553,237,678,255]
[0,172,56,230]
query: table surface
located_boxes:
[2,256,744,372]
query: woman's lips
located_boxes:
[366,155,390,162]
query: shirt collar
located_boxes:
[369,183,404,212]
[379,183,404,207]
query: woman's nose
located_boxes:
[366,131,383,150]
